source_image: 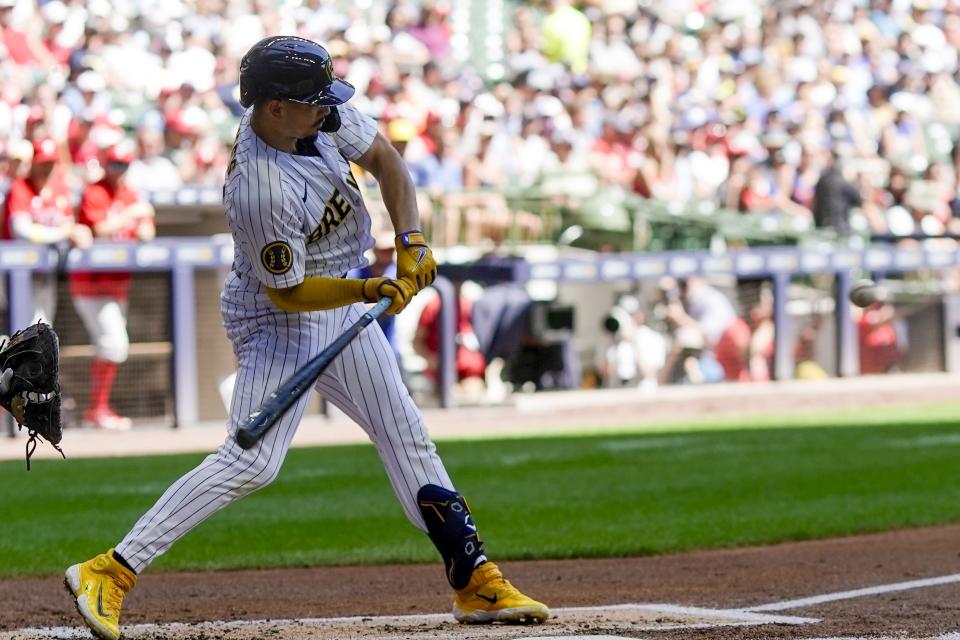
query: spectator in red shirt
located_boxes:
[857,300,902,375]
[665,277,751,382]
[0,140,33,201]
[39,0,72,65]
[66,111,98,166]
[24,106,48,141]
[2,137,91,324]
[69,142,156,430]
[0,0,55,67]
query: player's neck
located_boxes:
[250,111,297,154]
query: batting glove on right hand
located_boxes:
[395,230,437,292]
[361,277,417,315]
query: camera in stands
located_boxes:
[530,301,575,342]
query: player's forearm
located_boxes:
[92,217,132,237]
[265,277,371,312]
[10,215,71,244]
[380,168,420,233]
[364,137,420,232]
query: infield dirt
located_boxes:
[3,374,960,638]
[2,524,960,638]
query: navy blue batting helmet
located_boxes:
[239,36,355,109]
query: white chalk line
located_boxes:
[748,572,960,612]
[796,636,960,640]
[3,603,817,638]
[515,636,633,640]
[601,603,817,628]
[15,574,960,640]
[536,635,960,640]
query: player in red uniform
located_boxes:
[69,143,156,430]
[2,137,91,324]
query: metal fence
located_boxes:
[3,238,958,433]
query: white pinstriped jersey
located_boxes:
[221,103,377,308]
[114,99,457,575]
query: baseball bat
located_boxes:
[235,297,392,450]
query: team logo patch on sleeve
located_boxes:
[260,241,294,275]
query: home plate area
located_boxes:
[1,603,815,639]
[6,568,960,639]
[4,599,959,640]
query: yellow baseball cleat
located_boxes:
[64,549,136,640]
[453,562,549,624]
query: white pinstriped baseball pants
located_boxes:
[115,302,454,573]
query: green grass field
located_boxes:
[3,401,960,577]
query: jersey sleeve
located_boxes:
[4,180,34,218]
[332,102,378,161]
[227,165,306,289]
[78,184,111,227]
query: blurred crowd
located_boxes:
[597,277,771,390]
[3,0,960,246]
[596,275,908,391]
[0,0,949,418]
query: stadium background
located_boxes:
[4,1,960,637]
[3,0,960,428]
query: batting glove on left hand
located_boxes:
[362,277,417,315]
[395,230,437,292]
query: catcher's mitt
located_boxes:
[0,322,64,469]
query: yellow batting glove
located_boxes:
[363,277,417,315]
[360,277,388,303]
[395,230,437,292]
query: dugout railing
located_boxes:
[2,238,958,434]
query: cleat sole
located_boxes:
[453,605,549,625]
[63,571,118,640]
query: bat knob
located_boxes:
[236,428,257,449]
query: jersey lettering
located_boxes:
[222,105,376,281]
[306,184,353,243]
[345,170,359,191]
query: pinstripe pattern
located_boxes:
[115,103,454,573]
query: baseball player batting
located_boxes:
[64,36,549,640]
